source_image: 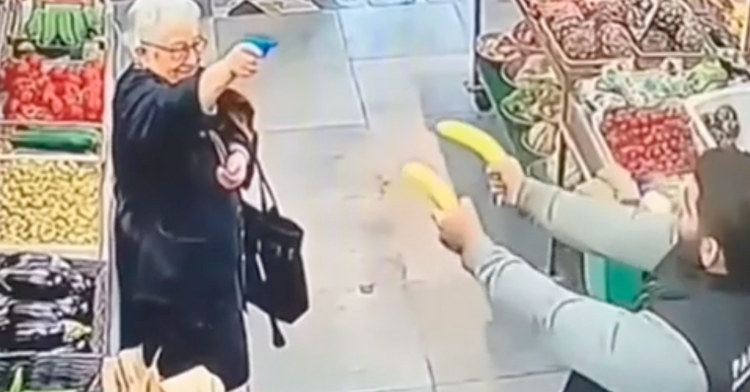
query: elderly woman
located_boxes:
[112,0,258,389]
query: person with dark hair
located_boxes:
[431,146,750,392]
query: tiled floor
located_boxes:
[112,1,570,391]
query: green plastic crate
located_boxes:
[583,254,645,310]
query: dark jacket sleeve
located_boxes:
[116,69,204,147]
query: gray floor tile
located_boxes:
[407,280,561,384]
[254,126,378,200]
[230,56,365,131]
[214,12,347,62]
[278,196,410,292]
[213,13,365,130]
[339,4,469,59]
[436,372,569,392]
[245,287,432,392]
[253,124,468,288]
[352,55,474,119]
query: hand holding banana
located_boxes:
[400,162,459,211]
[400,121,522,259]
[400,163,483,258]
[435,120,525,206]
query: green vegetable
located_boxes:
[83,7,103,36]
[3,367,75,392]
[7,368,23,392]
[502,80,562,124]
[10,129,99,154]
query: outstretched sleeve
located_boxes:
[463,236,708,392]
[114,70,204,147]
[517,179,676,272]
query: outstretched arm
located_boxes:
[516,178,676,272]
[463,237,706,392]
[115,65,232,146]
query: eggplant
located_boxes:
[8,320,66,351]
[7,319,90,351]
[55,297,79,317]
[8,301,62,323]
[64,270,92,294]
[0,268,70,300]
[0,253,69,271]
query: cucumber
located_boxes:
[10,129,99,154]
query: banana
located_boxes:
[401,162,459,211]
[436,120,508,164]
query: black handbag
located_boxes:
[207,126,309,348]
[239,145,309,348]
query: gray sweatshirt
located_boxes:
[466,179,706,392]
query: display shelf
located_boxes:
[0,118,104,129]
[539,17,639,72]
[0,6,112,391]
[0,0,112,263]
[472,0,750,298]
[0,155,105,257]
[2,0,105,54]
[472,0,727,283]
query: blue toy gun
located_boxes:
[241,35,278,58]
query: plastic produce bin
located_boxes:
[583,253,645,310]
[477,57,516,107]
[498,101,537,167]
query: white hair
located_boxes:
[124,0,202,51]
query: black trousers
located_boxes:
[115,222,143,349]
[140,303,250,390]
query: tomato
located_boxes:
[1,56,106,122]
[602,107,696,178]
[66,105,85,121]
[48,96,64,116]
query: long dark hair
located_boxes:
[694,147,750,289]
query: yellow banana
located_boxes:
[401,162,459,211]
[436,120,507,164]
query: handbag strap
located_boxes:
[249,142,278,213]
[207,129,279,211]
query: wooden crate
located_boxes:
[0,155,105,260]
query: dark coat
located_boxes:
[112,66,257,347]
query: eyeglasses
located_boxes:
[141,37,208,63]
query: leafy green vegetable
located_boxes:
[8,368,23,392]
[501,80,562,124]
[3,367,74,392]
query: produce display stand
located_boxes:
[472,0,750,307]
[0,0,110,261]
[0,0,114,389]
